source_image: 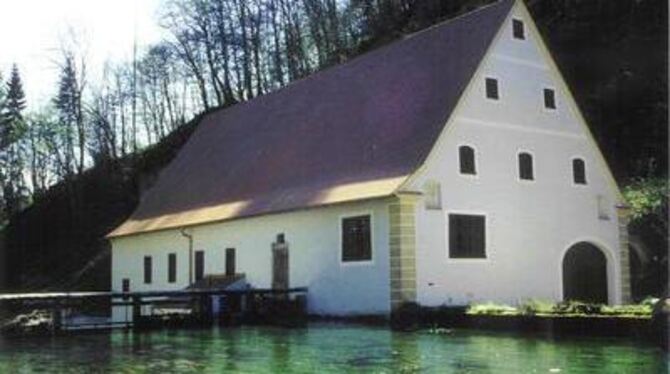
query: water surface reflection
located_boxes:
[0,323,666,373]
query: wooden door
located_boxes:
[272,245,289,290]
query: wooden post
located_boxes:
[272,234,289,293]
[132,295,142,329]
[51,302,62,333]
[198,294,213,325]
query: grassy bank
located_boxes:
[465,299,657,319]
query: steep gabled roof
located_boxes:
[109,0,514,238]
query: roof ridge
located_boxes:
[397,0,513,43]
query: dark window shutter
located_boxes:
[485,78,499,100]
[195,251,205,281]
[459,146,476,175]
[573,159,587,184]
[518,153,534,180]
[544,88,556,109]
[168,253,177,283]
[226,248,236,276]
[449,214,486,259]
[144,256,152,284]
[342,215,372,262]
[512,19,525,40]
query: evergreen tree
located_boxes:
[4,65,26,126]
[0,64,28,219]
[0,70,5,116]
[53,55,82,175]
[0,65,26,152]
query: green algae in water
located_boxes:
[0,324,666,373]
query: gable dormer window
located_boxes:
[485,78,499,100]
[459,145,477,175]
[544,88,556,109]
[512,19,525,40]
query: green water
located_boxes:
[0,324,666,373]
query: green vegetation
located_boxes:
[624,178,669,221]
[466,299,657,319]
[623,177,669,299]
[467,302,518,316]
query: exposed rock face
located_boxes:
[651,298,670,351]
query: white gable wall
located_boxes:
[406,1,623,306]
[111,197,392,319]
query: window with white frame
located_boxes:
[544,88,556,109]
[449,214,486,259]
[518,152,534,181]
[341,215,372,262]
[485,77,499,100]
[573,158,587,185]
[459,145,477,175]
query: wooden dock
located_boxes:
[0,287,308,335]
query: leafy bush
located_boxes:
[623,178,668,221]
[465,300,653,318]
[466,302,518,316]
[600,304,654,317]
[553,301,603,315]
[518,299,554,316]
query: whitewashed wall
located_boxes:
[112,198,392,319]
[408,2,622,306]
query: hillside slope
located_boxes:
[0,111,207,291]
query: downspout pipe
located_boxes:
[180,228,194,286]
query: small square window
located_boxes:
[512,19,525,40]
[342,215,372,262]
[544,88,556,109]
[449,214,486,259]
[485,78,499,100]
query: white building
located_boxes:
[108,0,630,318]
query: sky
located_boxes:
[0,0,166,109]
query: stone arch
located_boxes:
[562,242,609,303]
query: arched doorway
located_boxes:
[562,242,608,303]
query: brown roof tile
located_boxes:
[109,0,514,238]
